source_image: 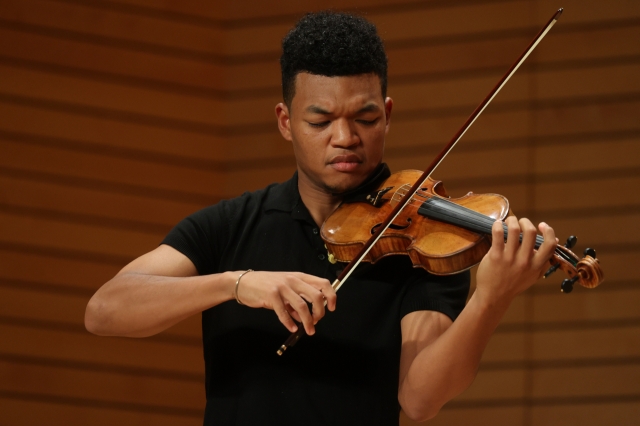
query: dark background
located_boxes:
[0,0,638,424]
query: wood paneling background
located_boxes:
[0,0,638,424]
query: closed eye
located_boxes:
[357,118,380,126]
[307,121,330,128]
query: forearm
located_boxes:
[399,218,556,421]
[399,291,510,421]
[85,270,237,338]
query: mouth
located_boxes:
[328,154,362,172]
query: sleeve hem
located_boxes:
[399,299,461,322]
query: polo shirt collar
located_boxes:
[263,172,301,213]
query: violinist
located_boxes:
[85,11,558,426]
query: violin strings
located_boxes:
[393,189,576,267]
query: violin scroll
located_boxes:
[545,241,604,293]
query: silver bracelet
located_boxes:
[234,269,254,305]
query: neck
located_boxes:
[297,177,343,227]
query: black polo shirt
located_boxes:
[162,171,470,426]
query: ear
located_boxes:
[275,103,292,141]
[384,97,393,135]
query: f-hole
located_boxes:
[371,218,412,235]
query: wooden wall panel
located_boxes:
[1,0,638,425]
[0,359,204,409]
[0,0,225,55]
[102,0,232,20]
[499,292,527,324]
[537,0,640,22]
[0,324,203,372]
[0,212,160,258]
[0,27,227,92]
[223,0,411,21]
[532,403,640,426]
[408,406,525,426]
[1,286,98,325]
[481,332,527,363]
[0,103,226,161]
[375,1,535,41]
[456,369,526,401]
[534,289,640,323]
[533,364,640,398]
[582,252,636,283]
[533,326,640,360]
[0,249,122,287]
[0,397,201,426]
[1,140,225,197]
[0,284,201,339]
[0,64,229,126]
[535,138,640,175]
[1,176,202,229]
[539,22,640,62]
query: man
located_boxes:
[85,12,556,425]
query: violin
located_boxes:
[277,8,604,355]
[322,169,603,290]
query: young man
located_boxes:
[85,12,556,425]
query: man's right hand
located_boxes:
[85,244,337,338]
[233,271,336,335]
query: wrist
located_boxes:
[218,271,241,303]
[233,269,254,305]
[470,287,512,320]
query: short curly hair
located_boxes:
[280,11,388,107]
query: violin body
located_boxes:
[322,170,603,291]
[322,170,510,275]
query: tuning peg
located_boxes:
[561,275,579,293]
[584,247,596,258]
[544,264,559,278]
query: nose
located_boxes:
[330,119,359,148]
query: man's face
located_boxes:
[276,72,392,195]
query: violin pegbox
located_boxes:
[543,236,604,293]
[544,236,577,278]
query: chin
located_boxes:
[323,174,367,195]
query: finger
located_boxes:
[281,285,315,335]
[490,219,505,254]
[292,273,337,312]
[504,216,521,256]
[297,288,325,323]
[316,279,337,312]
[285,302,302,323]
[272,299,298,333]
[518,218,537,255]
[291,278,328,324]
[533,222,557,269]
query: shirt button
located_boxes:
[318,254,325,260]
[312,228,319,235]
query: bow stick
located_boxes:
[277,8,564,355]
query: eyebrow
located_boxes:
[306,105,330,114]
[305,103,381,115]
[357,103,381,113]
